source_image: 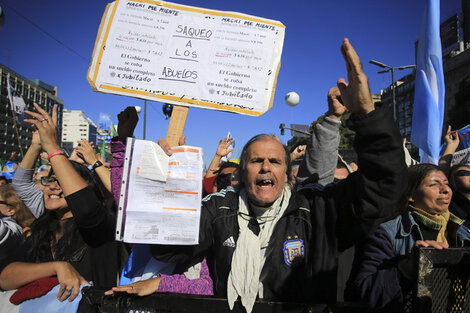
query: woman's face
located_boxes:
[42,175,68,211]
[452,166,470,194]
[410,170,452,215]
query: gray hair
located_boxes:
[237,134,292,189]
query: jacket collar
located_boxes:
[398,210,464,238]
[399,211,418,237]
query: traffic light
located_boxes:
[162,103,173,119]
[279,123,285,135]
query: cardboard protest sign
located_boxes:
[87,0,285,116]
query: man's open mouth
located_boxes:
[257,179,274,187]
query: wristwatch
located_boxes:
[92,160,104,170]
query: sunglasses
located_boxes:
[40,176,60,186]
[455,170,470,177]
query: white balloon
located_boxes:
[134,106,142,113]
[285,92,300,107]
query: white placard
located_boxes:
[116,138,203,245]
[88,0,285,116]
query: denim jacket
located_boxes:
[353,210,470,311]
[381,210,470,256]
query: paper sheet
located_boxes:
[117,139,203,245]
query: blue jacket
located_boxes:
[354,210,470,311]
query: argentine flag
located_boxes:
[411,0,445,164]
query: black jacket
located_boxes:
[151,105,407,303]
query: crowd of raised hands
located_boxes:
[0,37,386,306]
[0,38,467,313]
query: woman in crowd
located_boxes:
[0,185,35,236]
[0,185,36,273]
[353,163,470,312]
[449,164,470,225]
[0,104,126,302]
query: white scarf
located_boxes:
[227,184,291,313]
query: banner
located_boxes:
[6,77,28,124]
[87,0,285,116]
[98,112,112,130]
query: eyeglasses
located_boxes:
[40,176,60,186]
[455,170,470,177]
[0,200,11,206]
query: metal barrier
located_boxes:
[78,247,470,313]
[414,247,470,313]
[80,288,370,313]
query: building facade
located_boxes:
[380,4,470,159]
[61,109,97,155]
[0,64,64,162]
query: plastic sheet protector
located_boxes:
[116,138,203,245]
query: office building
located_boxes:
[380,3,470,154]
[0,64,64,162]
[61,109,97,154]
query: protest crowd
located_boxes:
[0,35,469,313]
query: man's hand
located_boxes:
[216,137,234,157]
[326,87,347,120]
[290,145,306,162]
[158,136,186,156]
[337,38,374,115]
[444,125,459,149]
[118,107,139,142]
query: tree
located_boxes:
[309,113,355,150]
[286,136,309,153]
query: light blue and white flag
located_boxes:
[411,0,445,164]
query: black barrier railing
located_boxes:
[414,247,470,313]
[78,247,470,313]
[80,289,371,313]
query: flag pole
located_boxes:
[6,75,24,159]
[10,108,24,158]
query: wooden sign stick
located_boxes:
[166,105,189,147]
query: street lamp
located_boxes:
[279,123,312,137]
[369,60,416,120]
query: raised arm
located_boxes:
[324,39,407,247]
[12,129,45,218]
[205,137,234,179]
[75,139,111,193]
[439,125,459,176]
[296,87,346,186]
[202,137,234,194]
[25,104,87,196]
[110,107,139,205]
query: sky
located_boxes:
[0,0,463,166]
